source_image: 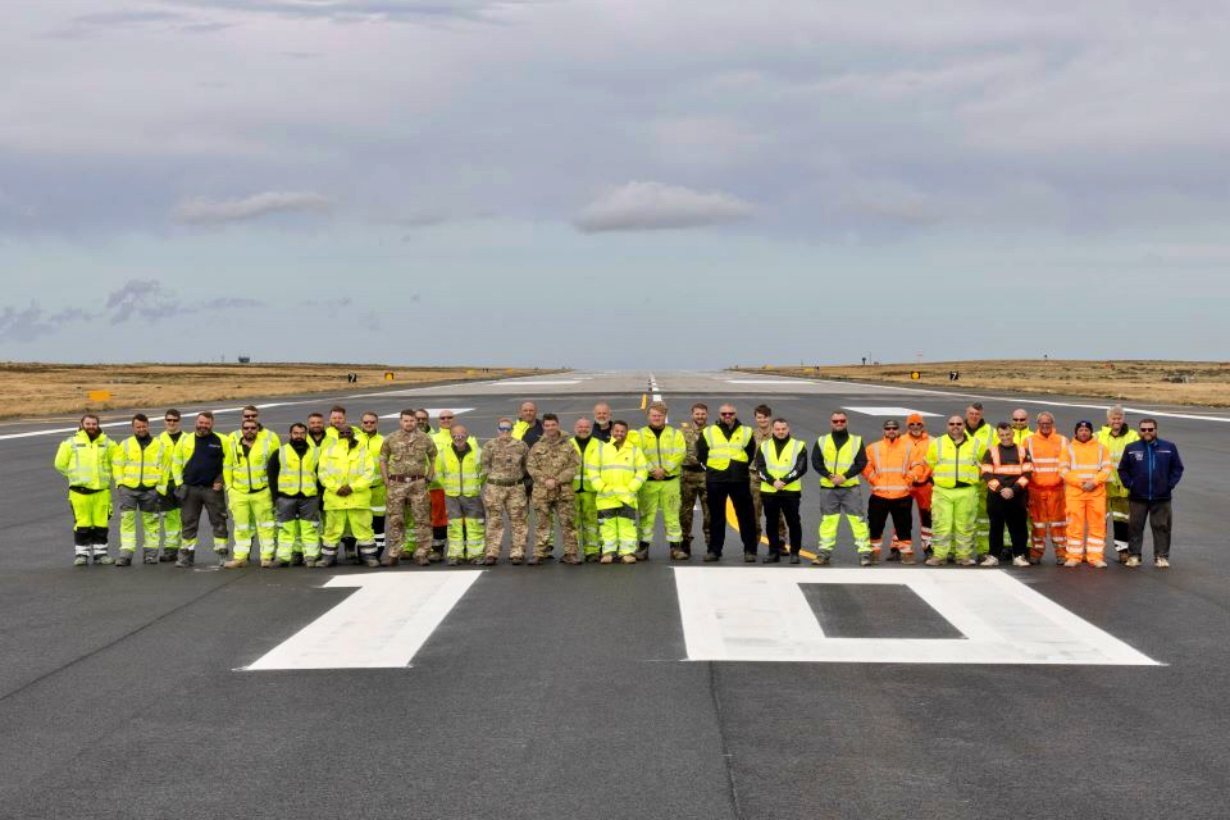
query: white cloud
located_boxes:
[574,181,753,233]
[173,191,332,224]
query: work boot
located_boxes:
[743,553,756,563]
[886,548,901,562]
[73,555,89,567]
[212,544,229,557]
[223,558,249,569]
[789,554,801,564]
[859,555,874,567]
[159,547,178,563]
[583,553,599,563]
[94,554,115,566]
[901,552,916,565]
[1063,558,1081,568]
[482,556,497,566]
[810,553,830,567]
[142,549,160,565]
[260,558,275,568]
[175,549,193,567]
[670,549,690,561]
[414,553,430,566]
[115,554,133,567]
[303,558,318,568]
[924,557,943,567]
[1091,560,1108,568]
[380,554,401,567]
[561,554,581,565]
[428,550,444,564]
[634,542,650,561]
[703,552,720,563]
[291,554,305,567]
[446,557,459,566]
[763,553,781,564]
[599,554,614,565]
[1125,556,1141,568]
[316,554,337,568]
[510,555,524,566]
[620,554,637,564]
[363,556,381,568]
[959,557,977,567]
[1117,550,1129,564]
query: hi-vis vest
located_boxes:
[703,424,752,471]
[113,436,169,491]
[1097,426,1140,497]
[864,438,912,498]
[572,437,598,492]
[965,421,995,458]
[638,425,686,478]
[226,435,275,493]
[277,443,318,497]
[438,444,483,497]
[817,434,863,488]
[759,437,805,494]
[356,430,385,487]
[927,435,981,488]
[54,430,114,490]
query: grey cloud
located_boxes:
[0,303,57,343]
[574,181,754,233]
[165,0,540,23]
[103,279,265,324]
[173,191,332,225]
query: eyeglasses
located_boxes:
[414,416,428,422]
[452,434,468,440]
[1012,418,1028,422]
[497,425,513,431]
[907,422,923,427]
[883,426,899,431]
[831,420,847,424]
[1140,427,1156,432]
[719,412,735,417]
[947,422,963,427]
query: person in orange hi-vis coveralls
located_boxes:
[863,419,920,563]
[904,414,933,555]
[1060,420,1113,568]
[1024,411,1068,565]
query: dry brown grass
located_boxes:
[738,360,1230,406]
[0,363,553,420]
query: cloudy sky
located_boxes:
[1,1,1227,367]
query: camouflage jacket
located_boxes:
[527,433,580,491]
[380,429,437,480]
[480,436,528,482]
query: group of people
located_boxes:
[52,398,1184,570]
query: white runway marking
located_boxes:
[245,573,482,670]
[673,568,1160,666]
[843,406,942,417]
[727,379,814,385]
[504,380,581,386]
[378,408,474,420]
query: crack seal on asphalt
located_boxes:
[707,661,746,820]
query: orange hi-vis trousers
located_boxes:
[1065,488,1107,563]
[1028,485,1067,562]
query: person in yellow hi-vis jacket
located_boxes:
[635,402,686,561]
[925,416,983,567]
[587,420,648,564]
[222,417,278,569]
[436,424,485,566]
[810,411,871,566]
[317,427,378,568]
[54,413,116,566]
[571,418,602,561]
[112,413,171,566]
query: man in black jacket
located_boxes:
[696,404,758,562]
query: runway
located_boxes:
[1,370,1226,818]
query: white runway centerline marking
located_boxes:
[244,573,482,670]
[378,407,473,420]
[673,568,1160,666]
[843,406,941,417]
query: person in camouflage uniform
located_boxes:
[750,404,788,549]
[481,417,530,564]
[571,417,602,560]
[526,413,581,565]
[679,402,711,559]
[380,409,437,566]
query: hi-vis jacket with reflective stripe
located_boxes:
[1060,439,1111,496]
[225,435,275,494]
[1024,432,1069,490]
[965,420,995,458]
[926,435,981,488]
[862,436,917,498]
[638,425,686,478]
[276,443,318,497]
[113,435,170,492]
[815,434,864,488]
[572,436,600,492]
[1012,427,1034,446]
[980,443,1032,492]
[757,437,807,494]
[1097,425,1140,498]
[54,430,115,490]
[905,432,932,484]
[228,426,281,452]
[356,430,385,488]
[701,424,753,471]
[171,433,232,487]
[319,439,376,510]
[586,440,647,510]
[436,443,483,497]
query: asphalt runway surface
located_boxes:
[1,370,1226,818]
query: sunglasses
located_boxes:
[1140,427,1156,432]
[497,425,513,431]
[831,420,847,424]
[1012,418,1028,422]
[947,422,964,427]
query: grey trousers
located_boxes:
[180,485,228,547]
[276,495,320,525]
[1128,499,1172,559]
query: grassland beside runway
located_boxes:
[0,362,555,420]
[738,360,1230,406]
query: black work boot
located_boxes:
[175,549,193,568]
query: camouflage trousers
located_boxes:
[532,487,578,558]
[680,470,710,554]
[484,483,529,560]
[386,479,432,559]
